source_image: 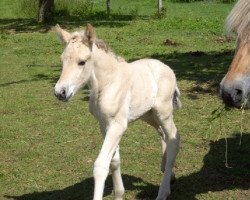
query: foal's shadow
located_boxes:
[4,175,158,200]
[169,133,250,200]
[5,133,250,200]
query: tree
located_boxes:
[38,0,54,23]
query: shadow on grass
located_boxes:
[169,133,250,200]
[0,11,146,33]
[5,133,250,200]
[0,50,233,92]
[129,49,233,99]
[152,50,234,96]
[0,72,59,87]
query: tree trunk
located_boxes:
[106,0,110,16]
[158,0,163,14]
[38,0,54,23]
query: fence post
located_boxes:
[106,0,111,16]
[158,0,163,14]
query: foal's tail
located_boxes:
[173,86,182,109]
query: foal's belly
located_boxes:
[128,99,155,122]
[127,81,157,122]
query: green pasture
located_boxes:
[0,0,249,199]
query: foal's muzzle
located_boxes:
[54,87,72,102]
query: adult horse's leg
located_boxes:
[110,146,125,200]
[154,103,180,200]
[93,121,127,200]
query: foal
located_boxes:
[54,24,181,200]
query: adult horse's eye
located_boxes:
[78,61,86,66]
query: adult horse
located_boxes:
[220,0,250,108]
[54,24,181,200]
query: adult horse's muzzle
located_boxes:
[220,78,250,109]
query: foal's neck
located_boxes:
[89,47,125,94]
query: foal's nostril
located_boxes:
[59,88,67,100]
[61,88,66,98]
[55,87,67,101]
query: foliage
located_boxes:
[16,0,38,18]
[55,0,93,18]
[15,0,237,21]
[16,0,94,20]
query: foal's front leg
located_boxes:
[99,124,125,199]
[110,146,125,200]
[93,121,127,200]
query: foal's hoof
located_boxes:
[160,170,176,185]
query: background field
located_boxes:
[0,0,249,199]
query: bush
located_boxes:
[55,0,93,17]
[16,0,38,18]
[17,0,93,20]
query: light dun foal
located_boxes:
[54,24,181,200]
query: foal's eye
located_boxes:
[78,61,86,66]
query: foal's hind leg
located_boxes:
[110,146,125,200]
[158,127,167,173]
[159,128,176,183]
[154,103,180,200]
[141,112,170,174]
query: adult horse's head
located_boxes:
[220,36,250,108]
[220,0,250,109]
[54,24,95,101]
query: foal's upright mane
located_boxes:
[71,30,125,62]
[226,0,250,42]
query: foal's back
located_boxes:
[128,58,177,96]
[125,58,177,121]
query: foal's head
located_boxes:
[220,34,250,108]
[54,24,96,101]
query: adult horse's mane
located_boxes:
[226,0,250,41]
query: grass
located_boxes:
[0,0,249,199]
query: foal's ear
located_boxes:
[54,24,71,45]
[84,23,96,48]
